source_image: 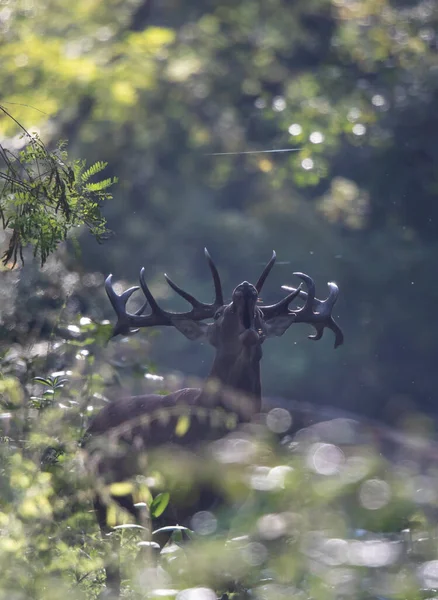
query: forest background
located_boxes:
[1,0,438,427]
[2,1,438,599]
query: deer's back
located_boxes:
[87,388,201,434]
[84,387,242,481]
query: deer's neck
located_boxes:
[202,346,262,419]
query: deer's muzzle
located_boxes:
[232,281,260,345]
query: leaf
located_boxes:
[84,178,114,192]
[113,524,146,530]
[150,492,170,518]
[80,161,108,183]
[109,481,134,496]
[53,378,68,388]
[33,377,53,387]
[133,483,153,506]
[106,505,118,527]
[175,414,191,437]
[137,541,161,549]
[152,525,191,536]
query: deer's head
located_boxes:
[105,249,343,363]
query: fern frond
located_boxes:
[0,113,116,267]
[84,178,116,192]
[81,161,108,183]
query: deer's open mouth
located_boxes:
[240,301,255,330]
[235,295,259,343]
[232,281,259,337]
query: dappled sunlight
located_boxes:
[318,177,370,229]
[3,353,438,598]
[1,0,438,597]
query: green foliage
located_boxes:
[150,492,170,518]
[0,106,116,267]
[1,314,438,599]
[0,0,438,596]
[30,376,68,409]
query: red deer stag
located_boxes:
[85,249,343,594]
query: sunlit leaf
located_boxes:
[175,415,190,437]
[109,482,134,496]
[150,492,170,518]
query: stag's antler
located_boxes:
[105,248,224,336]
[255,251,277,293]
[260,273,343,348]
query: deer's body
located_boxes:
[86,385,253,474]
[85,250,343,594]
[87,386,244,547]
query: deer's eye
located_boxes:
[214,309,223,320]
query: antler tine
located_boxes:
[140,267,218,322]
[163,250,224,311]
[105,274,137,310]
[261,285,302,317]
[125,296,149,334]
[314,281,343,348]
[290,274,343,348]
[255,251,276,293]
[105,273,173,336]
[280,284,307,302]
[105,252,226,336]
[135,299,149,316]
[164,273,205,308]
[292,273,315,306]
[105,275,144,336]
[204,248,224,306]
[139,267,165,315]
[260,272,344,348]
[281,279,339,310]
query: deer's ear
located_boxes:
[172,319,210,341]
[264,316,296,338]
